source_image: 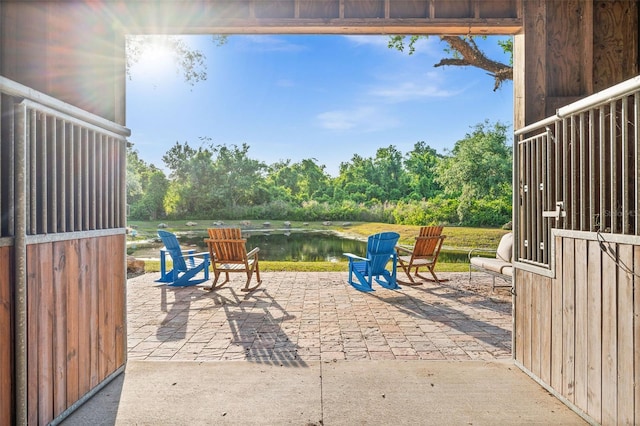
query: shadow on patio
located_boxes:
[61,272,587,425]
[127,271,512,363]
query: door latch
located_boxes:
[542,201,566,219]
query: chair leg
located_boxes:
[208,271,231,290]
[241,260,263,292]
[397,264,421,285]
[415,267,449,283]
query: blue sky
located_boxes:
[126,35,513,177]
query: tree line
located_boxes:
[127,120,512,227]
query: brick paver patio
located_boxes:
[127,272,512,364]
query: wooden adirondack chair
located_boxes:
[204,228,262,292]
[343,231,400,292]
[156,230,210,286]
[396,226,447,284]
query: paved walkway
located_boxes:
[61,272,588,425]
[126,272,513,363]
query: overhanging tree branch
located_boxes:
[437,36,512,91]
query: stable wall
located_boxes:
[1,1,640,424]
[515,234,640,425]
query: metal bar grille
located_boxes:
[0,97,128,237]
[515,76,640,269]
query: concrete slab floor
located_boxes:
[61,272,587,425]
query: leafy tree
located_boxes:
[162,141,217,215]
[210,143,267,208]
[336,146,409,203]
[404,141,442,200]
[127,143,169,220]
[265,158,331,203]
[296,158,331,201]
[388,35,513,91]
[436,121,512,224]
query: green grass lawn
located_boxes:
[128,220,509,274]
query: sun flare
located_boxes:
[129,36,176,79]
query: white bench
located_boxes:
[468,232,513,291]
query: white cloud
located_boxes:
[316,106,399,132]
[239,35,307,52]
[343,35,391,49]
[368,71,460,102]
[343,34,440,56]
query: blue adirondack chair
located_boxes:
[156,230,210,286]
[344,231,400,292]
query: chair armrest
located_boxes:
[247,247,260,258]
[184,251,210,260]
[395,245,412,255]
[468,248,497,261]
[343,252,368,262]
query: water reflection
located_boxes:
[129,230,471,263]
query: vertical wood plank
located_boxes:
[77,237,91,395]
[522,0,547,124]
[539,276,552,384]
[635,246,640,426]
[52,241,67,417]
[514,269,524,363]
[26,244,39,425]
[98,235,112,381]
[562,238,575,403]
[66,239,80,405]
[89,237,99,388]
[601,242,618,425]
[617,244,634,424]
[37,243,53,425]
[574,239,588,410]
[531,272,541,377]
[551,236,564,390]
[114,235,126,367]
[522,268,531,370]
[0,247,13,425]
[105,235,115,374]
[587,240,602,423]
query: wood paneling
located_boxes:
[25,234,125,425]
[586,240,602,423]
[617,244,634,424]
[574,239,588,410]
[0,246,13,426]
[517,235,640,424]
[550,235,563,390]
[299,0,339,19]
[546,0,587,97]
[593,1,639,92]
[601,245,617,425]
[635,246,640,425]
[390,1,429,19]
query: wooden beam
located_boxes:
[148,18,521,35]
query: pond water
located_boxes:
[128,230,471,263]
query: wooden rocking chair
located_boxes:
[396,226,447,284]
[204,228,262,292]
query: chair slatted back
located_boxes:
[412,235,446,263]
[419,225,443,238]
[367,232,400,274]
[207,228,249,264]
[158,230,188,272]
[412,226,445,258]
